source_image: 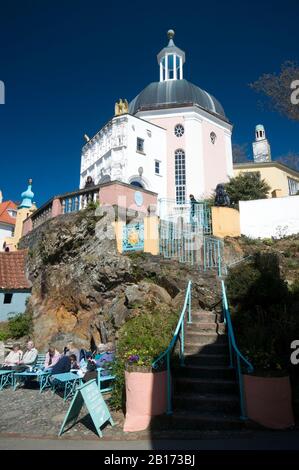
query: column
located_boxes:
[160,62,163,82]
[173,54,177,80]
[179,56,183,79]
[165,54,168,81]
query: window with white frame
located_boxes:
[136,137,144,153]
[288,177,299,195]
[175,149,186,204]
[155,160,160,175]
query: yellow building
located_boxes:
[233,161,299,198]
[234,124,299,198]
[4,180,36,251]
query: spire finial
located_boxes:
[167,29,175,40]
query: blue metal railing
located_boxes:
[152,280,192,415]
[203,236,224,277]
[221,280,254,419]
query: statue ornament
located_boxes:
[214,184,230,207]
[115,98,129,116]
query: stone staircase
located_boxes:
[170,309,242,430]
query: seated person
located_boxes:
[14,341,38,372]
[95,342,115,375]
[44,346,61,370]
[82,357,97,383]
[0,344,23,370]
[69,354,80,371]
[64,341,80,362]
[51,355,71,375]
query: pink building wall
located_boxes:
[100,182,157,214]
[147,116,185,200]
[22,217,32,236]
[202,121,230,197]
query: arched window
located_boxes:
[130,180,144,189]
[175,149,186,204]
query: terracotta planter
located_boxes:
[243,374,295,429]
[123,369,167,432]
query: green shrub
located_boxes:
[7,312,33,339]
[109,302,179,410]
[227,252,298,372]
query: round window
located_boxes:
[174,124,184,137]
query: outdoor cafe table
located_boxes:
[51,372,81,401]
[13,369,52,392]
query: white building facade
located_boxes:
[80,30,233,208]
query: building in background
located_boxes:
[3,179,36,251]
[234,125,299,198]
[0,192,17,250]
[0,250,31,321]
[252,124,271,163]
[80,30,233,206]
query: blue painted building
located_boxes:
[0,250,31,322]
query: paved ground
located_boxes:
[1,433,299,450]
[0,384,299,450]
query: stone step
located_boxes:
[174,393,240,413]
[152,411,242,431]
[184,353,228,366]
[185,332,227,345]
[187,322,226,334]
[190,312,217,323]
[185,342,228,355]
[176,365,235,380]
[175,377,238,394]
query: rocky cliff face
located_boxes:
[20,208,221,350]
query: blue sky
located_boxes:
[0,0,298,205]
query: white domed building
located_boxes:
[80,31,233,210]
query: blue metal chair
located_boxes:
[97,367,115,393]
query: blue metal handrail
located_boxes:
[221,280,254,419]
[152,280,192,415]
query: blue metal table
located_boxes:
[13,370,52,393]
[0,370,14,390]
[51,372,81,401]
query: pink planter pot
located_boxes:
[243,374,295,429]
[123,370,167,432]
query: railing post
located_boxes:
[180,322,185,367]
[166,352,172,415]
[188,285,192,324]
[237,356,247,420]
[218,240,222,277]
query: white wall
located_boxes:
[240,196,299,239]
[125,115,167,198]
[0,223,13,250]
[80,114,167,198]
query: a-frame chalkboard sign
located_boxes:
[59,379,114,438]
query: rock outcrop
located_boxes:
[20,208,221,350]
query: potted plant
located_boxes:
[109,302,178,432]
[227,252,297,429]
[241,327,295,429]
[123,348,167,432]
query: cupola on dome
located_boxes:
[129,30,227,120]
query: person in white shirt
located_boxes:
[15,341,38,372]
[0,344,23,369]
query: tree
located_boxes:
[232,143,250,164]
[225,172,270,206]
[250,61,299,121]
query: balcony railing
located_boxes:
[31,185,101,230]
